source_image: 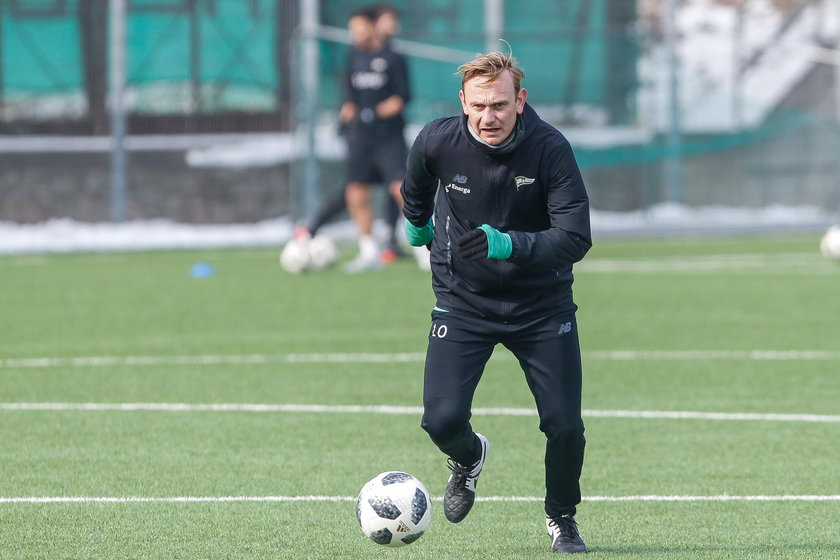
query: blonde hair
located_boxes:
[456,50,525,92]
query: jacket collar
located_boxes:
[459,102,535,155]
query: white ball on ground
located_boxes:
[356,471,431,547]
[308,235,338,270]
[819,225,840,261]
[279,238,311,274]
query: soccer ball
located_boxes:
[819,225,840,261]
[308,234,338,270]
[356,471,432,547]
[279,238,311,274]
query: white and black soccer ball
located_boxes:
[308,234,338,270]
[279,238,311,274]
[356,471,432,547]
[819,225,840,261]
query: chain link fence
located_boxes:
[0,0,838,224]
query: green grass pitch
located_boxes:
[1,234,838,559]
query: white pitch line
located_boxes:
[1,402,838,423]
[0,496,355,504]
[1,495,838,505]
[2,349,840,370]
[0,402,426,414]
[581,495,840,502]
[575,254,824,274]
[587,350,840,360]
[581,409,840,423]
[0,353,430,369]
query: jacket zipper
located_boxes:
[488,155,510,317]
[489,155,506,289]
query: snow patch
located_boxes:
[1,204,836,256]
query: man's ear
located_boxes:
[516,88,528,114]
[459,89,468,115]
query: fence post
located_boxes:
[0,2,5,109]
[109,0,127,222]
[484,0,503,53]
[664,0,682,205]
[834,0,840,124]
[189,0,202,116]
[81,0,109,134]
[299,0,320,222]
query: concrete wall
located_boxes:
[0,151,291,223]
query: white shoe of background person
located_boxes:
[343,253,382,274]
[344,235,382,273]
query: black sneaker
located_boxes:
[546,514,587,554]
[443,433,489,523]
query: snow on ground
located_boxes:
[0,204,836,256]
[640,0,840,131]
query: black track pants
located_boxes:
[421,309,585,517]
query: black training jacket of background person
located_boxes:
[343,43,411,137]
[401,103,591,321]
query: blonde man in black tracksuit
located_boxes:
[401,51,591,554]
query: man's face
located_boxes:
[375,12,399,40]
[459,70,527,146]
[348,15,374,49]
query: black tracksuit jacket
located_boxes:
[401,103,591,321]
[344,43,411,138]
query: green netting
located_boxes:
[0,0,279,109]
[0,0,628,118]
[316,0,620,113]
[126,3,275,87]
[1,7,83,92]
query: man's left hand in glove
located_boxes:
[454,224,512,261]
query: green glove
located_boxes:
[455,224,512,260]
[404,218,434,247]
[478,224,512,259]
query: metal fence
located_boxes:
[0,0,293,134]
[0,0,838,225]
